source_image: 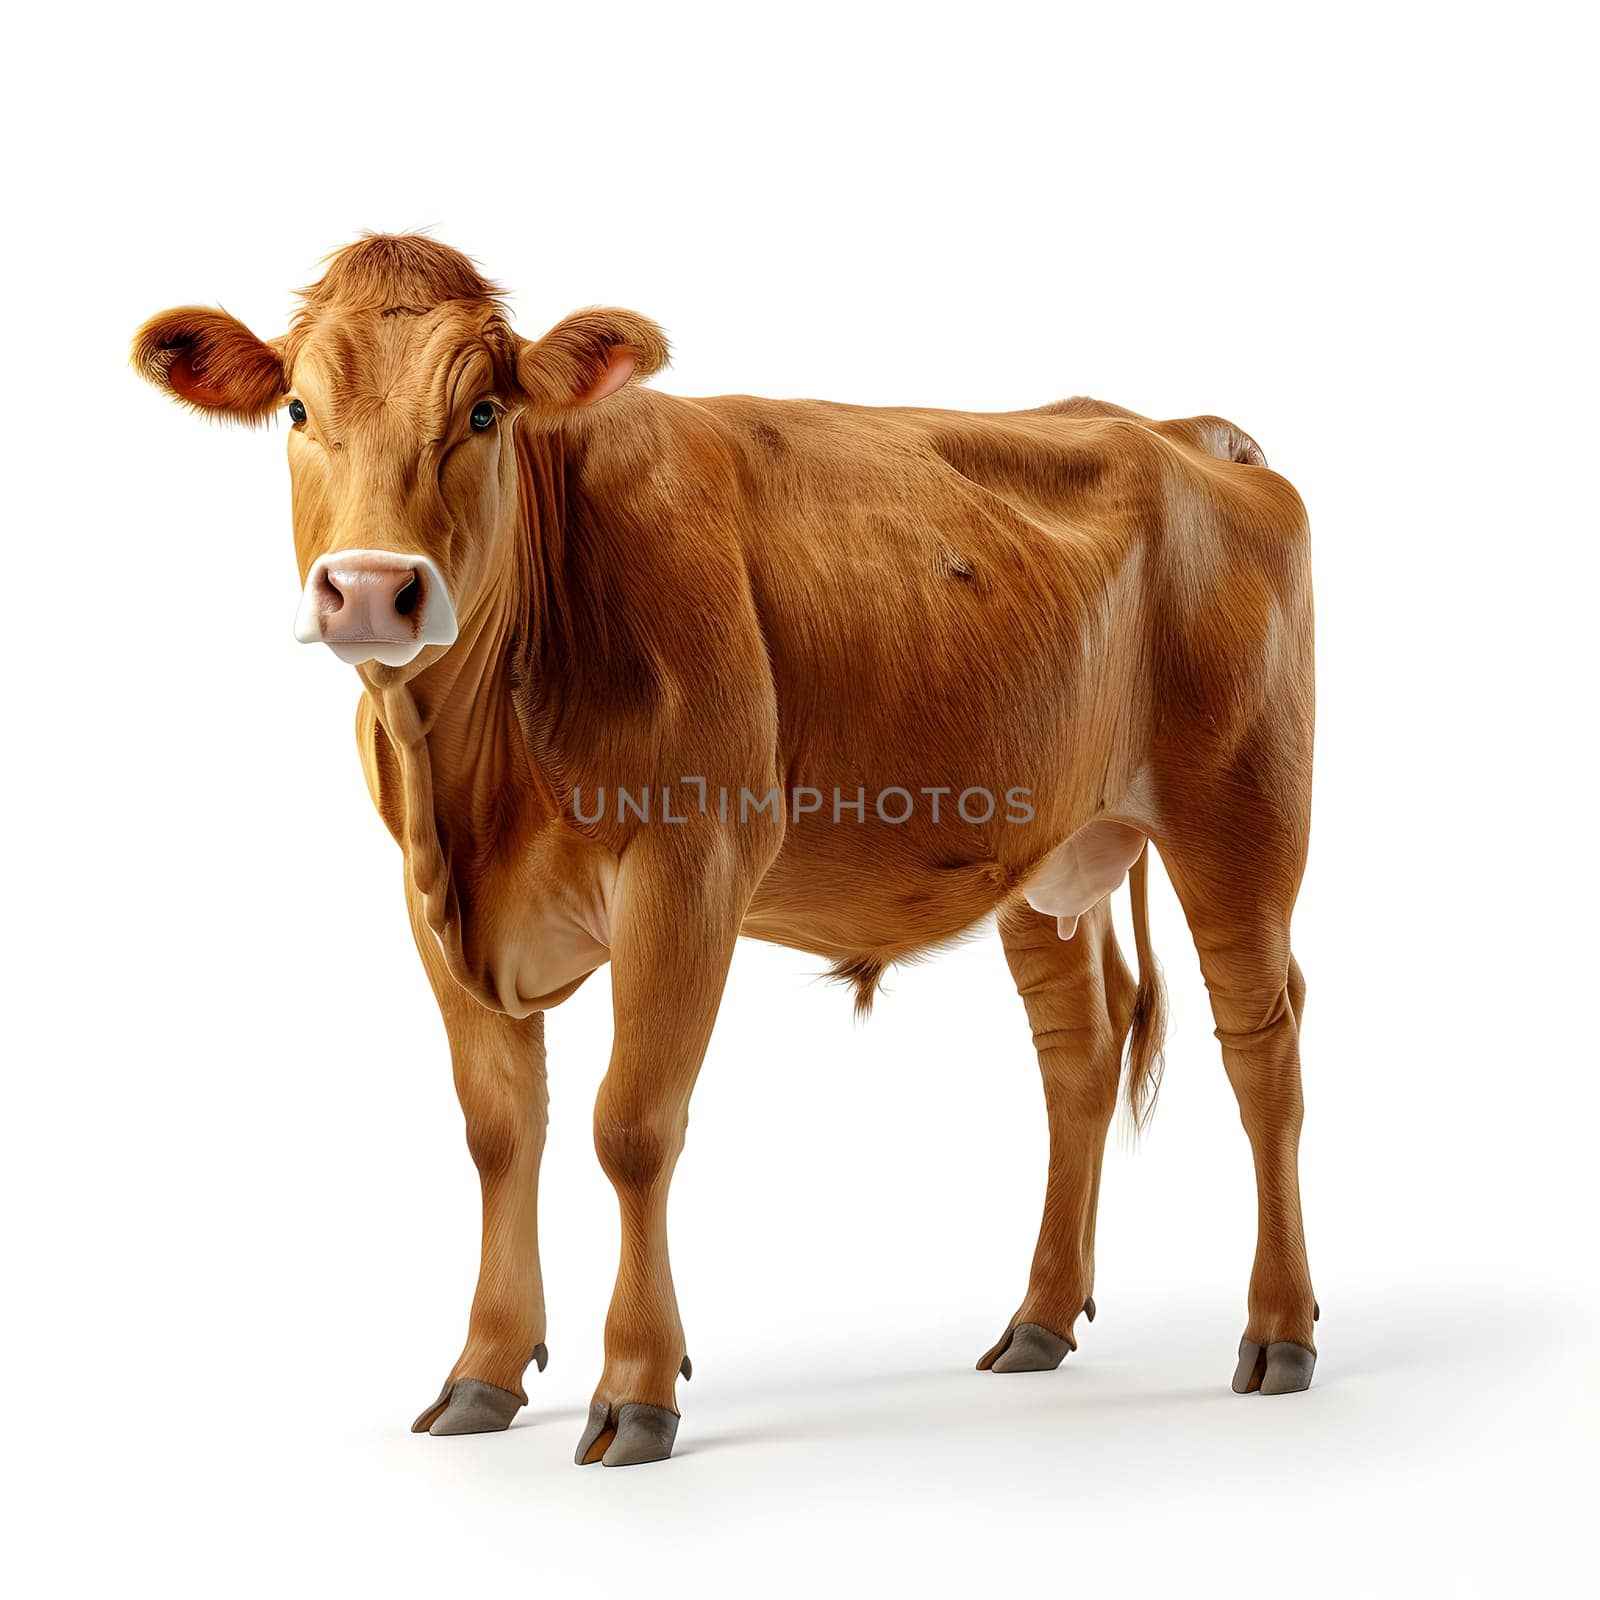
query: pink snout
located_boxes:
[293,549,459,666]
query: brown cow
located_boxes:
[133,234,1317,1466]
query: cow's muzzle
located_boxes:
[293,549,459,666]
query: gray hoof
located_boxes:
[1232,1337,1316,1395]
[991,1322,1074,1373]
[575,1399,680,1467]
[1260,1341,1316,1394]
[414,1377,523,1435]
[605,1403,680,1467]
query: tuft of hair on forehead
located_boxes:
[297,233,504,316]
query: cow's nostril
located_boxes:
[296,551,457,659]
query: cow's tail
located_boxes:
[1125,844,1169,1132]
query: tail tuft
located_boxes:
[1125,845,1169,1131]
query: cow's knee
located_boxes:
[463,1096,524,1179]
[453,1039,546,1180]
[594,1099,683,1192]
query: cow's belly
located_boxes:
[452,810,1147,1013]
[740,813,1150,962]
[741,844,1018,959]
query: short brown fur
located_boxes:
[134,235,1319,1458]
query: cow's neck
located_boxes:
[362,454,561,1009]
[383,581,534,804]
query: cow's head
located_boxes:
[133,236,667,671]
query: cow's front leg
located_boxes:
[405,893,550,1437]
[574,840,748,1468]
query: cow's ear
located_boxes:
[131,306,286,425]
[515,308,669,410]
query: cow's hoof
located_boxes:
[977,1299,1092,1372]
[412,1377,525,1435]
[575,1399,680,1467]
[989,1322,1074,1372]
[1231,1337,1316,1395]
[411,1345,544,1436]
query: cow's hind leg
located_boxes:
[978,897,1134,1372]
[406,895,549,1436]
[1157,762,1318,1394]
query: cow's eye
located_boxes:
[470,400,497,432]
[287,399,307,425]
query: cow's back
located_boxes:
[694,391,1307,808]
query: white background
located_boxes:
[4,3,1594,1594]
